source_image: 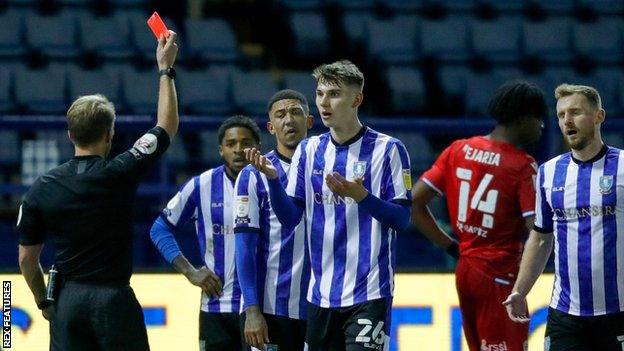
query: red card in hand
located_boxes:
[147,12,169,40]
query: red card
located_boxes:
[147,12,169,40]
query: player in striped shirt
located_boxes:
[149,115,261,351]
[505,84,624,351]
[245,60,411,351]
[234,89,314,350]
[411,81,547,351]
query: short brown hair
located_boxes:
[67,94,116,146]
[312,60,364,91]
[555,84,602,110]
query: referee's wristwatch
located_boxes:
[37,299,52,310]
[159,66,176,79]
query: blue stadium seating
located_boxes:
[199,130,222,166]
[25,13,80,59]
[79,13,134,59]
[438,65,470,106]
[0,69,13,112]
[393,131,434,170]
[289,12,330,59]
[430,0,476,11]
[578,0,624,14]
[385,66,426,113]
[67,65,122,106]
[281,71,318,114]
[0,10,27,59]
[573,18,624,63]
[528,0,575,12]
[334,0,376,10]
[420,16,469,61]
[522,18,574,63]
[278,0,325,10]
[231,70,279,116]
[366,16,419,64]
[470,17,522,63]
[185,18,239,63]
[176,67,232,115]
[15,64,67,113]
[342,12,376,53]
[0,131,20,166]
[121,67,159,114]
[480,0,525,11]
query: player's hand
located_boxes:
[244,306,270,349]
[325,172,368,202]
[244,148,278,180]
[157,30,178,70]
[186,266,223,298]
[41,305,54,321]
[502,291,530,323]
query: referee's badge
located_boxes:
[599,175,613,195]
[353,161,367,179]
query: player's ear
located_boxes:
[218,144,223,157]
[267,121,276,135]
[352,92,363,108]
[306,115,314,129]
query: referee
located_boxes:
[17,31,179,350]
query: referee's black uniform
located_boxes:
[16,127,170,351]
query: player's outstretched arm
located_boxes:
[244,148,277,179]
[155,30,179,139]
[150,217,223,298]
[503,229,553,323]
[410,180,458,257]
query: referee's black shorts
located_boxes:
[545,307,624,351]
[51,281,149,351]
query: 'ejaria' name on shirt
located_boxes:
[463,145,500,166]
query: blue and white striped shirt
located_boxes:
[286,127,412,308]
[162,165,240,313]
[233,151,310,319]
[535,146,624,316]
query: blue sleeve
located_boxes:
[359,193,410,231]
[235,232,259,310]
[267,177,304,230]
[149,216,182,264]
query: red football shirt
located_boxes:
[421,136,536,276]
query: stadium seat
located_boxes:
[289,12,330,59]
[110,0,150,7]
[384,66,426,114]
[578,0,624,14]
[0,69,13,113]
[121,68,159,114]
[335,0,376,10]
[176,67,232,115]
[79,13,134,59]
[470,17,522,63]
[0,10,26,59]
[199,130,222,166]
[480,0,526,11]
[164,137,189,168]
[573,18,624,63]
[231,71,279,116]
[0,131,20,166]
[278,0,325,10]
[67,65,122,105]
[15,65,67,114]
[465,70,509,116]
[25,13,80,59]
[382,0,423,12]
[420,16,469,62]
[282,71,318,114]
[522,18,573,63]
[366,16,419,64]
[342,12,376,54]
[428,0,476,11]
[185,18,239,63]
[527,0,575,13]
[392,131,434,170]
[438,65,470,111]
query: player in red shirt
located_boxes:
[410,81,548,351]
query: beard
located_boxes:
[565,128,594,151]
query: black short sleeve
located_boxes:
[16,195,46,246]
[107,127,170,182]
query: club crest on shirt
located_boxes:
[353,161,366,178]
[599,175,613,195]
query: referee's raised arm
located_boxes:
[155,30,179,139]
